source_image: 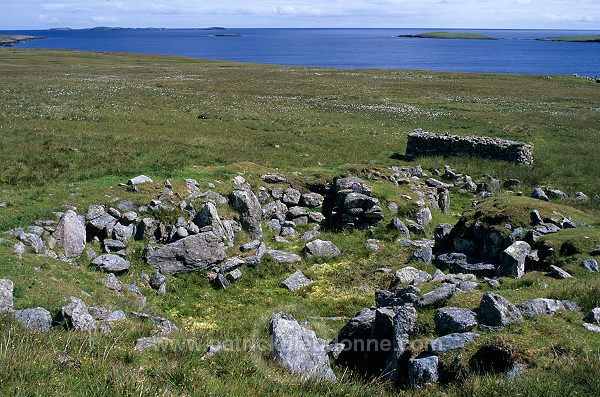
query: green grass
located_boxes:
[401,32,494,40]
[538,35,600,43]
[0,49,599,396]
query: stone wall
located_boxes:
[406,129,534,165]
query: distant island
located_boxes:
[0,35,42,46]
[538,35,600,43]
[87,26,125,31]
[49,27,72,31]
[203,27,226,30]
[399,31,495,40]
[212,34,241,38]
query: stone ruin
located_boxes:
[406,129,534,165]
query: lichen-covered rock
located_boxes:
[303,239,341,258]
[0,279,14,314]
[478,293,523,326]
[269,312,336,381]
[497,241,530,278]
[229,189,263,240]
[382,305,418,382]
[281,270,312,291]
[54,210,86,259]
[418,283,456,307]
[434,307,477,335]
[134,336,170,351]
[14,307,52,333]
[516,298,566,317]
[389,267,431,288]
[267,250,302,264]
[146,231,226,275]
[408,354,439,387]
[61,296,96,331]
[92,254,131,273]
[427,332,480,353]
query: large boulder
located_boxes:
[0,279,14,313]
[54,210,86,259]
[229,190,263,240]
[497,241,530,278]
[14,307,52,333]
[434,307,477,335]
[146,231,226,275]
[92,254,131,273]
[478,293,523,326]
[332,308,376,368]
[269,312,336,381]
[303,240,341,258]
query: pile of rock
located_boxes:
[328,177,384,229]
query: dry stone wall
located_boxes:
[406,129,533,165]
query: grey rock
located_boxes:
[281,270,312,291]
[61,297,96,331]
[581,259,599,272]
[271,187,284,200]
[230,189,263,240]
[478,293,523,326]
[146,231,226,275]
[458,281,479,292]
[574,192,588,202]
[101,273,122,291]
[418,283,457,307]
[267,218,282,235]
[262,201,288,221]
[408,354,439,387]
[300,230,321,241]
[435,253,496,277]
[303,239,341,258]
[240,240,261,252]
[389,267,430,288]
[583,323,600,333]
[505,362,526,380]
[149,272,166,290]
[435,307,477,335]
[433,223,453,251]
[497,241,530,279]
[18,232,45,254]
[516,298,566,317]
[194,202,231,246]
[103,239,126,253]
[92,254,131,273]
[301,193,324,208]
[201,343,225,360]
[308,212,326,224]
[267,250,302,264]
[365,239,380,251]
[0,279,14,314]
[153,317,178,335]
[530,210,543,224]
[269,312,336,381]
[282,188,302,206]
[583,308,600,324]
[344,193,378,209]
[416,207,432,228]
[389,218,410,238]
[382,305,418,381]
[388,202,399,214]
[86,204,106,220]
[105,310,127,322]
[209,273,230,290]
[332,308,376,368]
[13,242,26,258]
[545,189,567,200]
[112,222,134,243]
[549,265,572,279]
[531,188,549,202]
[427,332,480,353]
[128,175,153,185]
[288,206,309,218]
[226,269,243,282]
[261,174,287,183]
[14,307,52,333]
[133,336,170,351]
[412,245,433,264]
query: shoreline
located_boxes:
[0,35,43,46]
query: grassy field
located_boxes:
[538,35,600,42]
[0,49,599,396]
[400,32,495,40]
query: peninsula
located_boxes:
[0,35,42,46]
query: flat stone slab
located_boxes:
[427,332,480,353]
[281,271,312,291]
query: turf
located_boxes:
[402,32,494,40]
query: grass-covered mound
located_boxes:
[400,32,495,40]
[538,35,600,43]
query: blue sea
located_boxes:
[2,28,600,75]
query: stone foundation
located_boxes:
[406,130,533,165]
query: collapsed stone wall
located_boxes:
[406,129,534,165]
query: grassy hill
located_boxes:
[0,49,599,396]
[399,32,495,40]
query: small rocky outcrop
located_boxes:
[269,312,336,381]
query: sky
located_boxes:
[1,0,599,30]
